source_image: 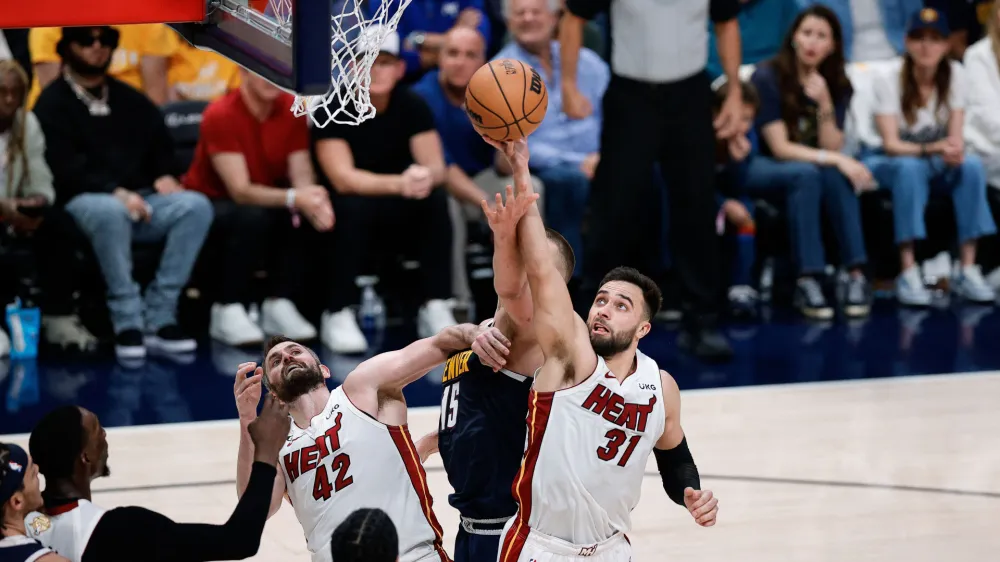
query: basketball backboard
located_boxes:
[1,0,333,96]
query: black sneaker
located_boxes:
[145,325,197,354]
[794,278,833,320]
[843,275,871,318]
[115,329,146,360]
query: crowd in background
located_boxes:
[1,0,1000,365]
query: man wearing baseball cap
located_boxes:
[0,443,65,562]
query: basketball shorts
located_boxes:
[496,519,632,562]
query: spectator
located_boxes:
[561,0,745,360]
[388,0,492,80]
[748,5,872,320]
[312,28,457,353]
[963,0,1000,289]
[0,60,98,354]
[1,30,32,86]
[707,0,802,80]
[26,24,178,108]
[926,0,993,59]
[167,37,242,102]
[496,0,608,280]
[329,508,399,562]
[801,0,923,62]
[32,26,213,361]
[183,69,334,347]
[861,7,997,306]
[712,80,761,318]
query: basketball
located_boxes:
[464,59,548,142]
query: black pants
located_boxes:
[327,187,453,311]
[208,200,314,305]
[980,186,1000,273]
[584,71,720,328]
[0,207,84,315]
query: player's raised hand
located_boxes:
[234,362,263,423]
[248,394,291,465]
[683,487,719,527]
[471,325,511,372]
[480,184,539,238]
[481,137,531,184]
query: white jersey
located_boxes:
[500,351,666,554]
[279,386,448,562]
[23,500,107,562]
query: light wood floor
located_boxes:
[4,372,999,561]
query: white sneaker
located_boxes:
[986,267,1000,293]
[210,303,265,347]
[321,309,368,354]
[0,327,9,358]
[417,299,458,339]
[952,264,997,303]
[259,298,317,340]
[43,315,98,352]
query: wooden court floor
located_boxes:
[4,372,999,561]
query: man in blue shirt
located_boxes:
[386,0,492,81]
[495,0,609,279]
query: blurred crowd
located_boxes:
[1,0,999,365]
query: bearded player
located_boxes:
[481,138,719,562]
[233,324,486,562]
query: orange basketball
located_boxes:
[464,59,548,142]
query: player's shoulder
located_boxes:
[0,534,51,561]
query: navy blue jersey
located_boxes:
[437,348,534,520]
[0,535,52,562]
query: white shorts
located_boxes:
[496,519,632,562]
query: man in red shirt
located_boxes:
[183,70,335,348]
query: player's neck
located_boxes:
[603,350,638,382]
[45,477,91,502]
[1,516,26,537]
[288,386,332,429]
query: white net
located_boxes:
[267,0,413,127]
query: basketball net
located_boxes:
[268,0,412,127]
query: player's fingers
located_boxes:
[472,341,503,371]
[480,199,492,216]
[690,489,712,509]
[477,336,507,367]
[697,505,718,525]
[492,329,511,348]
[505,184,514,204]
[692,497,717,519]
[235,362,257,387]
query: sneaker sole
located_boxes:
[115,344,147,359]
[844,304,870,318]
[145,335,197,354]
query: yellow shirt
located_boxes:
[168,40,242,101]
[26,24,180,108]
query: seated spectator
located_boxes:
[963,0,1000,287]
[387,0,491,81]
[707,0,802,80]
[495,0,608,279]
[0,60,98,353]
[312,28,457,353]
[167,36,242,102]
[183,70,334,347]
[32,26,213,360]
[748,5,872,320]
[412,27,542,303]
[860,8,997,306]
[802,0,923,62]
[26,24,178,108]
[712,80,761,318]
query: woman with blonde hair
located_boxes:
[862,7,996,307]
[963,0,1000,291]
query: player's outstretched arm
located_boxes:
[484,139,595,390]
[487,186,535,332]
[653,371,718,527]
[343,323,483,414]
[233,362,286,519]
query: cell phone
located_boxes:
[16,205,47,218]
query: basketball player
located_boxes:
[0,443,69,562]
[413,222,575,562]
[481,137,720,561]
[21,397,291,562]
[329,508,400,562]
[232,324,486,562]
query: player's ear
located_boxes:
[321,364,331,380]
[636,321,651,340]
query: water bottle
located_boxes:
[759,257,775,304]
[6,298,40,360]
[356,276,381,331]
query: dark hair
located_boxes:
[771,5,853,143]
[714,79,760,113]
[29,406,85,481]
[599,266,662,320]
[900,30,951,126]
[330,508,399,562]
[0,444,24,521]
[545,227,576,281]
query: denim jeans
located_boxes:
[860,152,997,244]
[65,191,213,334]
[744,156,868,275]
[533,164,590,278]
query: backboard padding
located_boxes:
[1,0,205,28]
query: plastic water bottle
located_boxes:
[356,276,384,332]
